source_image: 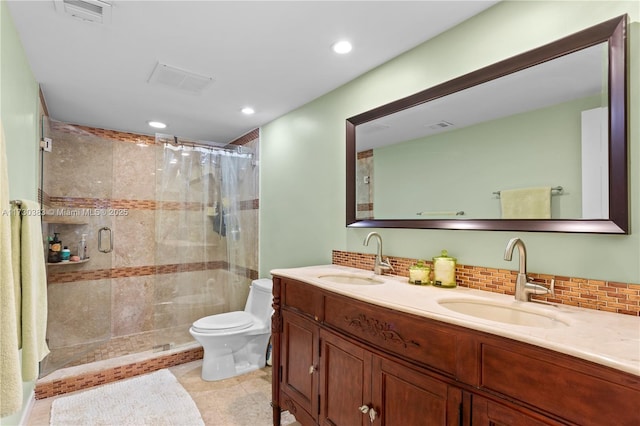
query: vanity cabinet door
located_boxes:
[319,329,372,426]
[281,310,320,424]
[372,356,462,426]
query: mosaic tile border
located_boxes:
[47,261,258,284]
[357,149,373,159]
[47,196,259,212]
[332,250,640,316]
[50,119,259,148]
[50,120,156,145]
[229,128,259,146]
[34,347,203,399]
[38,188,50,205]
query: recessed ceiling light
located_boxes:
[148,121,167,129]
[241,107,255,115]
[332,40,352,54]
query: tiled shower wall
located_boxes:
[41,120,259,372]
[333,250,640,316]
[356,149,373,220]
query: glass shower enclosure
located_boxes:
[39,119,259,376]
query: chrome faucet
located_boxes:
[363,232,394,275]
[504,237,554,302]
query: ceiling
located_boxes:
[7,0,498,145]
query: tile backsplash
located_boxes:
[332,250,640,316]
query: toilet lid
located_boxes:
[192,311,254,332]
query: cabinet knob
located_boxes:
[309,365,317,375]
[358,405,377,423]
[368,408,377,423]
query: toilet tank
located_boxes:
[244,278,274,322]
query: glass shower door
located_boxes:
[39,118,114,376]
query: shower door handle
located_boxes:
[98,227,113,253]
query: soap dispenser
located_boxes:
[432,250,457,288]
[48,233,62,263]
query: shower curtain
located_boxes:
[153,141,257,349]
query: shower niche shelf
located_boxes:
[44,220,91,266]
[47,258,90,266]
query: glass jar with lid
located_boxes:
[432,250,457,288]
[409,261,430,285]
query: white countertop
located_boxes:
[271,264,640,376]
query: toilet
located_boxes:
[189,278,273,381]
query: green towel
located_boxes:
[500,187,551,219]
[15,199,50,381]
[0,121,22,417]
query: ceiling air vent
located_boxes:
[426,120,454,130]
[147,62,214,95]
[53,0,112,24]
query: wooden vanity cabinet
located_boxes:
[279,310,319,424]
[319,328,462,425]
[371,351,463,425]
[318,329,370,425]
[271,276,640,426]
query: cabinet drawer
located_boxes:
[480,343,640,426]
[282,278,323,320]
[323,294,457,375]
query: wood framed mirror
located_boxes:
[346,15,628,234]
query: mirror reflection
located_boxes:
[347,15,627,233]
[355,43,609,221]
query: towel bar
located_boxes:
[417,210,465,216]
[493,186,563,198]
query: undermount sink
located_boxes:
[317,274,384,285]
[438,298,568,328]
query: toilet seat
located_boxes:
[192,311,254,334]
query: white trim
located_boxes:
[18,390,35,426]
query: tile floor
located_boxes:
[26,360,299,426]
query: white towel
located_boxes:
[14,199,50,381]
[0,121,22,417]
[500,186,551,219]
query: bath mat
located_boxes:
[50,369,204,426]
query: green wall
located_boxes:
[373,96,601,220]
[260,1,640,283]
[1,0,39,202]
[0,2,40,424]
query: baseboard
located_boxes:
[18,390,35,426]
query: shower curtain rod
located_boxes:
[160,135,251,155]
